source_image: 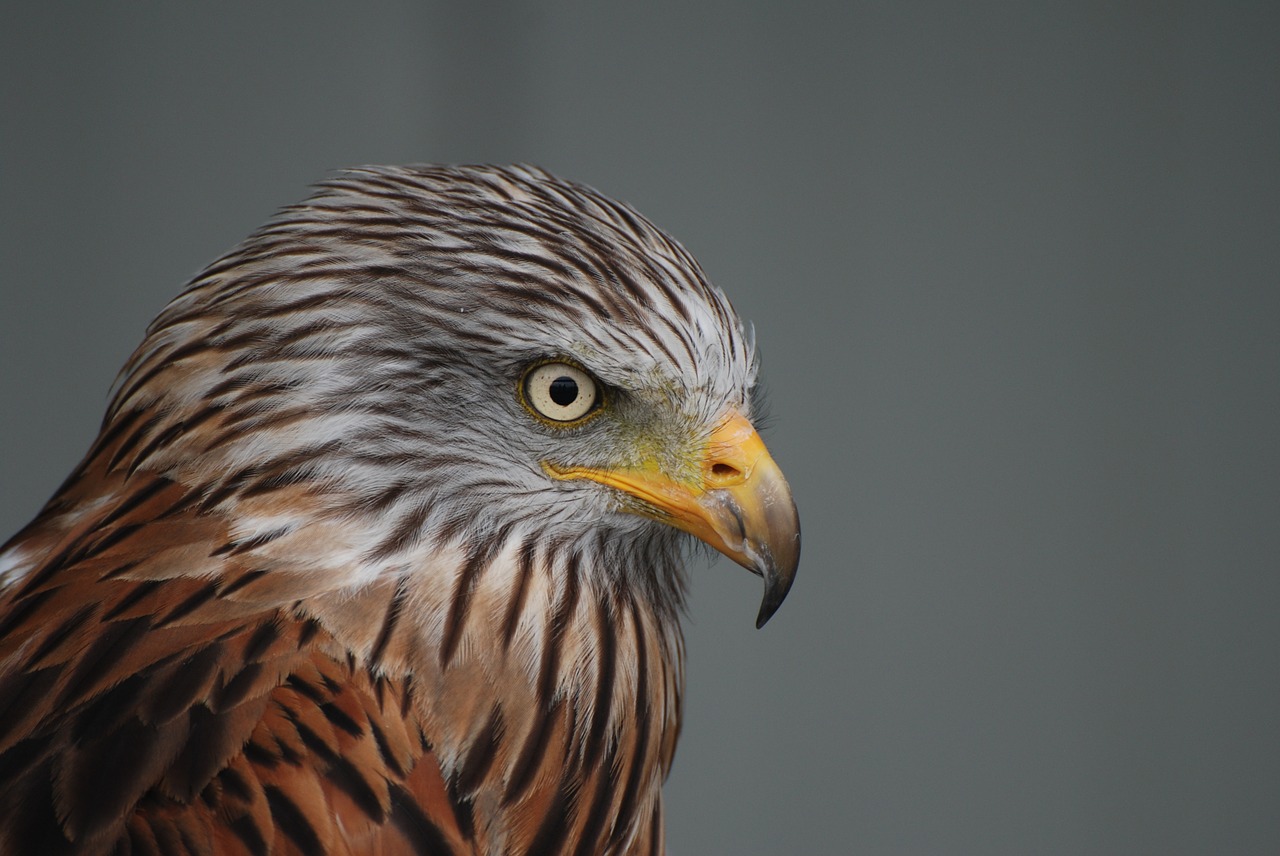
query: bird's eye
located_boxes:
[522,362,601,424]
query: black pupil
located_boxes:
[549,376,579,407]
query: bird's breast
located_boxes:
[301,535,686,854]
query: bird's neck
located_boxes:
[301,530,686,853]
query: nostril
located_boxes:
[710,462,741,480]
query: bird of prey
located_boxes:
[0,165,799,855]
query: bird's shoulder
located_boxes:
[0,472,471,855]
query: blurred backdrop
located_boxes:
[3,3,1278,853]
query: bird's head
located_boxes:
[108,165,799,626]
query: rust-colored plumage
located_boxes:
[0,165,798,855]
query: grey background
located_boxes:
[3,3,1278,854]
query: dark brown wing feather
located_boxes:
[0,472,470,856]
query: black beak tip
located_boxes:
[755,579,790,627]
[753,537,800,629]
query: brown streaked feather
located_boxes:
[0,584,469,854]
[0,464,465,854]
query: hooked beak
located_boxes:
[543,411,800,627]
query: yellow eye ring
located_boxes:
[520,361,603,426]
